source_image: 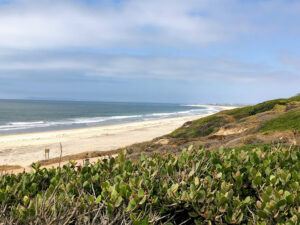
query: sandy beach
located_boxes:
[0,106,234,167]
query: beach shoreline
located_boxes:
[0,106,235,167]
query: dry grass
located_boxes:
[37,149,120,166]
[0,165,23,173]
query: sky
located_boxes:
[0,0,299,104]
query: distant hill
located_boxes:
[121,95,300,159]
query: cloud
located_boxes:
[0,0,300,102]
[0,0,298,74]
[1,0,298,49]
[0,51,296,84]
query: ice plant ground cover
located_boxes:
[0,144,300,224]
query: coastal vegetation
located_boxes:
[260,109,300,132]
[170,114,231,139]
[170,95,300,142]
[1,145,300,224]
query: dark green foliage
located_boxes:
[225,99,288,120]
[170,114,230,139]
[288,94,300,102]
[1,145,300,224]
[224,143,272,152]
[227,95,300,120]
[260,109,300,132]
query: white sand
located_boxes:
[0,106,234,166]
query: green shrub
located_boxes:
[288,94,300,102]
[225,99,288,120]
[260,109,300,132]
[1,145,300,224]
[170,114,231,139]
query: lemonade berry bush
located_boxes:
[0,145,300,224]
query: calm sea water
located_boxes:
[0,99,220,134]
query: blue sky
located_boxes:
[0,0,299,104]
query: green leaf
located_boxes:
[23,196,30,206]
[270,174,276,181]
[243,196,251,204]
[138,189,145,198]
[126,198,137,211]
[95,195,102,204]
[83,181,89,188]
[0,191,5,202]
[139,195,147,205]
[188,211,198,217]
[236,212,244,223]
[253,172,262,186]
[133,217,149,225]
[114,196,123,207]
[284,191,293,204]
[198,189,206,202]
[170,183,179,194]
[111,188,119,202]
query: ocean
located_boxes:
[0,99,220,134]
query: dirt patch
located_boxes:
[155,138,170,145]
[214,127,247,136]
[256,131,297,145]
